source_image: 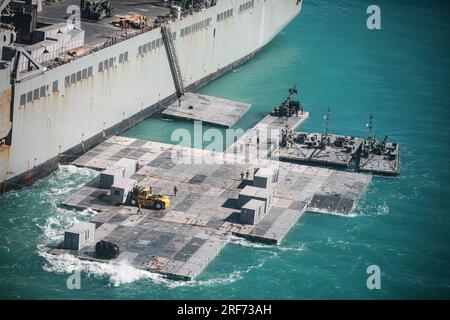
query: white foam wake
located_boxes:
[38,246,273,288]
[355,200,390,217]
[227,235,307,252]
[39,248,169,287]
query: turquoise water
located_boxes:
[1,0,450,299]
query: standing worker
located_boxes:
[173,186,178,197]
[245,170,250,180]
[240,172,245,180]
[137,202,143,215]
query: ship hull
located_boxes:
[1,47,264,192]
[0,0,302,193]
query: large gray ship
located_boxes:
[0,0,302,192]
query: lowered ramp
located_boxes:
[162,92,251,128]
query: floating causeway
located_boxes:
[55,113,371,280]
[278,132,399,175]
[279,132,364,167]
[227,112,310,155]
[162,93,251,128]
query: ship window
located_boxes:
[157,39,161,47]
[147,42,151,51]
[124,52,128,61]
[151,40,155,50]
[103,59,108,69]
[88,66,93,76]
[119,53,123,63]
[70,73,76,84]
[52,81,58,92]
[27,91,33,102]
[76,71,81,81]
[138,45,142,55]
[20,94,26,106]
[143,45,147,54]
[98,62,103,72]
[172,32,176,41]
[109,57,114,67]
[33,88,39,100]
[65,76,70,86]
[40,86,46,97]
[82,69,87,79]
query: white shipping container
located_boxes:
[64,222,96,251]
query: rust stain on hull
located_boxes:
[0,145,10,190]
[0,88,12,140]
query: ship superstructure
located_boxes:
[0,0,302,192]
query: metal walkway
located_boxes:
[161,26,185,97]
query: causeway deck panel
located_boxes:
[61,134,371,280]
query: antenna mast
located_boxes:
[366,114,373,138]
[324,107,331,137]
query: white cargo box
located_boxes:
[237,185,273,213]
[110,178,137,205]
[240,199,265,225]
[116,158,138,179]
[64,222,96,251]
[100,166,125,189]
[253,167,279,189]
